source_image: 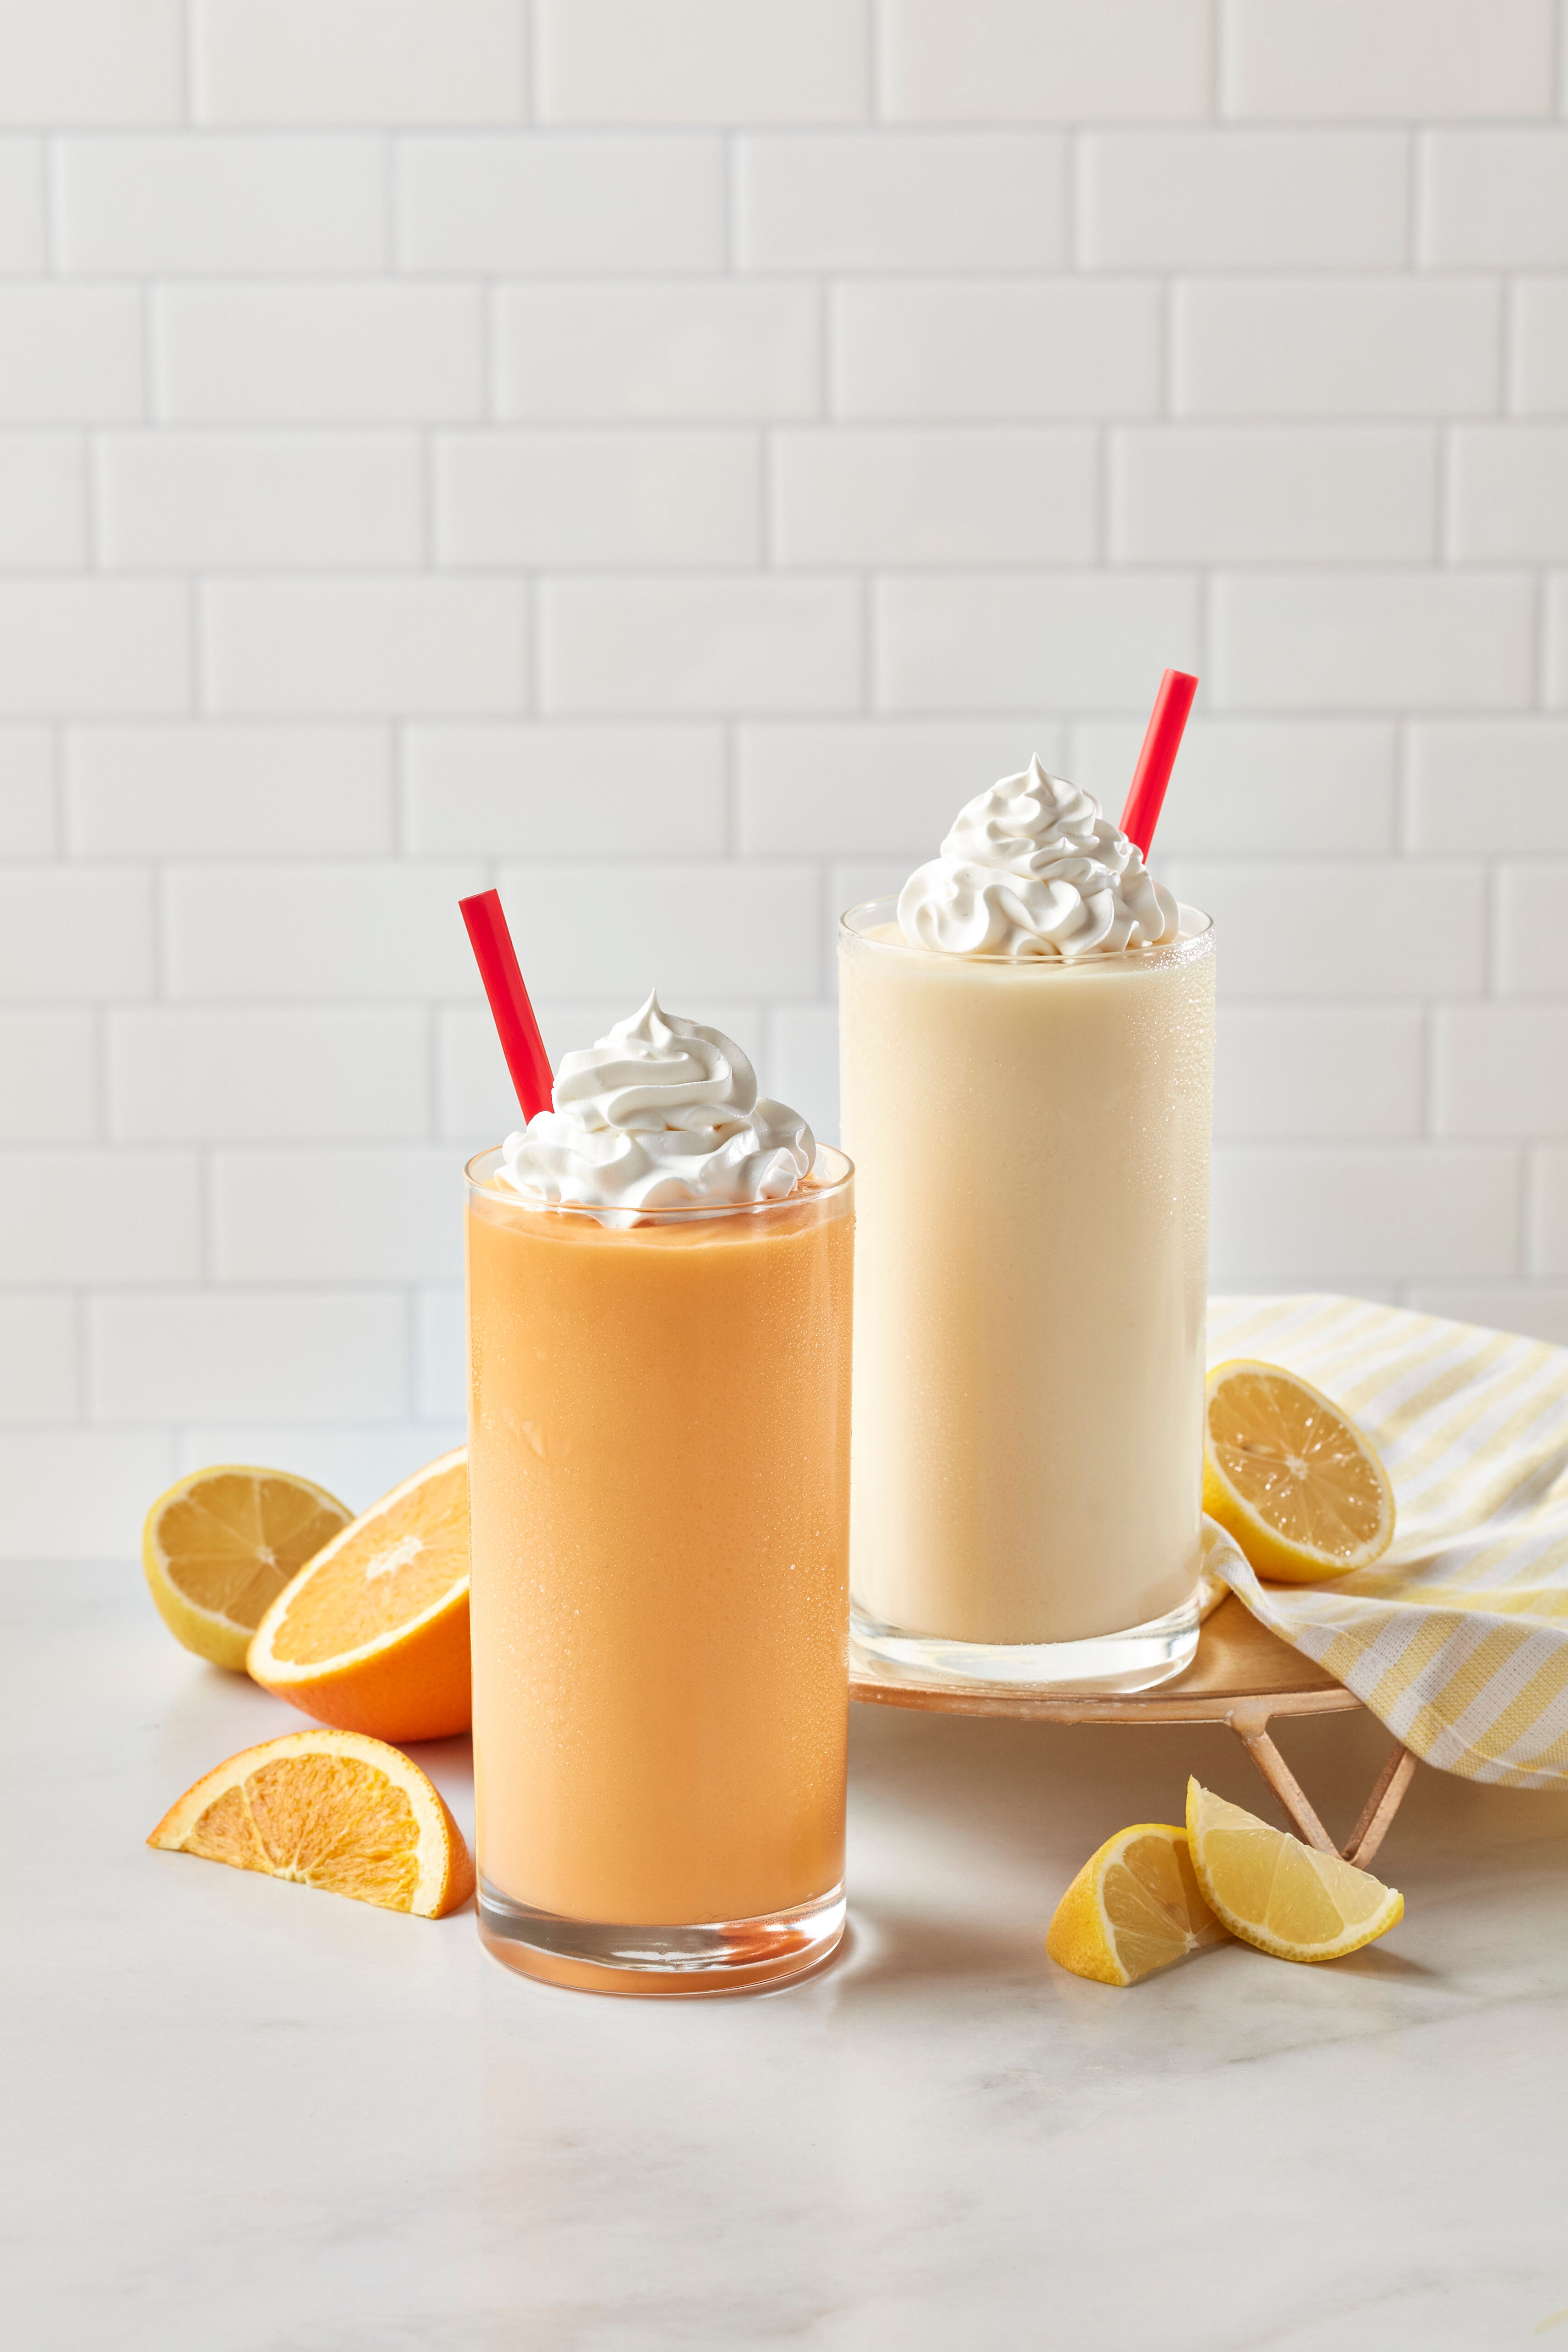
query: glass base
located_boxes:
[849,1587,1200,1696]
[476,1877,846,1998]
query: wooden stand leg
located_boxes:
[1343,1744,1416,1870]
[1226,1702,1337,1852]
[1225,1701,1415,1865]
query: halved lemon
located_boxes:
[1202,1358,1395,1583]
[1046,1822,1230,1986]
[143,1464,352,1671]
[247,1449,470,1743]
[1186,1778,1403,1965]
[148,1729,474,1917]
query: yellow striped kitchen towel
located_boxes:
[1204,1293,1568,1787]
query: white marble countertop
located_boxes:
[8,1566,1568,2351]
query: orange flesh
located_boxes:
[181,1754,422,1909]
[466,1183,853,1928]
[158,1475,347,1627]
[1210,1371,1384,1561]
[269,1459,469,1666]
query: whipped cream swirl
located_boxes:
[496,992,814,1223]
[898,755,1180,959]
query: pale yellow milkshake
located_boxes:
[840,756,1213,1690]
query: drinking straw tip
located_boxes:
[1120,669,1198,860]
[459,889,554,1125]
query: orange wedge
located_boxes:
[148,1730,474,1917]
[247,1449,470,1742]
[143,1464,352,1672]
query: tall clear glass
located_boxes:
[839,901,1214,1694]
[465,1146,854,1996]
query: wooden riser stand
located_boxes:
[850,1595,1416,1870]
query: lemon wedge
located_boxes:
[1202,1358,1394,1583]
[1046,1822,1229,1986]
[1186,1778,1403,1965]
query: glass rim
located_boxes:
[838,896,1214,970]
[465,1139,854,1225]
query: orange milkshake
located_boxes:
[466,993,853,1996]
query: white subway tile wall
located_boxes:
[4,0,1568,1553]
[6,728,68,853]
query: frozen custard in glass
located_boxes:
[466,992,853,1996]
[839,755,1214,1692]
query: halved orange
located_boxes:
[148,1729,474,1917]
[248,1449,470,1742]
[143,1464,352,1671]
[1202,1359,1395,1584]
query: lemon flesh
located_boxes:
[1186,1778,1404,1965]
[143,1465,351,1671]
[1047,1823,1229,1986]
[1202,1357,1395,1583]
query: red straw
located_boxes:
[459,889,554,1124]
[1120,668,1198,858]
